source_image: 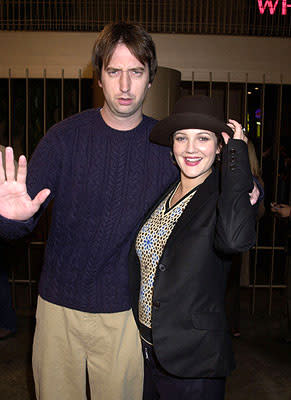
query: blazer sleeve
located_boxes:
[214,139,257,254]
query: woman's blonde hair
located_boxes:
[248,140,262,179]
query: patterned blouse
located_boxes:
[136,183,198,329]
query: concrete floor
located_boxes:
[1,291,291,400]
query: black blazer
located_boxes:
[128,139,257,378]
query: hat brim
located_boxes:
[150,112,234,146]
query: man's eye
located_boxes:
[131,70,143,76]
[108,70,118,76]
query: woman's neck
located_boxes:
[170,169,212,208]
[181,169,212,195]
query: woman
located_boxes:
[128,95,257,399]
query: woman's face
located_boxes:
[173,129,220,186]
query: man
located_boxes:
[0,22,259,400]
[0,23,177,400]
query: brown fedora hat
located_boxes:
[150,95,234,146]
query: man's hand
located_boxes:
[0,147,50,221]
[270,202,291,218]
[249,181,260,206]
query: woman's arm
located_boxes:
[215,125,257,254]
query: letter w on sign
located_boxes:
[257,0,280,14]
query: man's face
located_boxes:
[98,43,151,122]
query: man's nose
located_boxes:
[120,71,130,93]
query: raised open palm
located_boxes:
[0,147,50,221]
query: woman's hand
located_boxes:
[221,119,248,145]
[221,120,260,205]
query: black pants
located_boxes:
[142,341,226,400]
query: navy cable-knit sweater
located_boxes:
[0,109,178,313]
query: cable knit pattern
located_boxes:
[0,109,178,313]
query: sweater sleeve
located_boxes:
[0,127,61,240]
[214,139,257,254]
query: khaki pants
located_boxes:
[32,296,143,400]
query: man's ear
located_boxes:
[148,82,152,89]
[98,80,102,88]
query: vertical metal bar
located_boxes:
[25,68,29,159]
[8,69,12,146]
[67,0,71,30]
[169,0,173,32]
[85,0,88,30]
[12,0,15,30]
[191,71,194,95]
[222,0,227,34]
[199,0,203,33]
[151,0,155,31]
[61,69,64,121]
[175,0,179,32]
[121,0,125,23]
[243,73,248,129]
[252,0,257,35]
[211,0,215,34]
[226,72,230,121]
[209,72,213,98]
[43,69,47,136]
[30,0,33,30]
[78,69,82,113]
[0,0,3,30]
[127,0,130,22]
[228,0,233,34]
[145,0,149,30]
[269,76,283,315]
[11,265,16,310]
[252,222,260,315]
[157,0,161,32]
[133,0,136,23]
[205,0,209,34]
[192,0,197,33]
[78,0,81,31]
[252,74,266,315]
[54,0,58,30]
[140,0,143,25]
[6,0,10,30]
[260,75,266,171]
[163,0,167,32]
[28,244,32,307]
[240,0,245,35]
[36,0,40,30]
[187,0,191,33]
[181,0,185,33]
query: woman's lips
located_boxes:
[184,157,202,166]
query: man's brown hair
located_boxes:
[92,22,157,83]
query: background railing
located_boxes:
[0,0,291,37]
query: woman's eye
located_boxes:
[199,136,209,141]
[175,136,185,142]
